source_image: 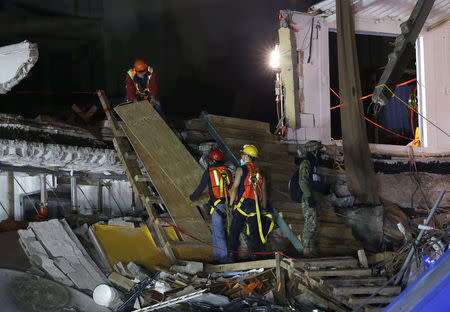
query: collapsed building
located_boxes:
[0,1,449,312]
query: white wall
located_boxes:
[417,23,450,150]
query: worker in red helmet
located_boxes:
[188,148,232,263]
[126,59,161,113]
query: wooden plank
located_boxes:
[333,286,401,296]
[280,262,350,312]
[288,224,355,240]
[135,175,152,182]
[215,127,279,144]
[97,91,176,263]
[336,0,379,205]
[368,252,396,265]
[348,296,394,306]
[115,101,206,198]
[306,269,371,277]
[122,125,211,242]
[208,114,270,132]
[295,257,358,269]
[357,249,369,268]
[324,276,387,286]
[204,259,276,274]
[275,253,287,305]
[7,172,14,218]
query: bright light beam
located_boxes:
[269,45,280,69]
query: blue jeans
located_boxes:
[211,203,228,263]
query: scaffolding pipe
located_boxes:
[70,171,78,212]
[40,174,47,206]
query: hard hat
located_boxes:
[241,144,258,158]
[134,59,148,74]
[300,140,323,154]
[209,148,224,161]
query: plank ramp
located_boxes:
[115,101,211,243]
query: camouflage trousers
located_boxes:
[301,199,320,248]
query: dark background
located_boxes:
[0,0,319,124]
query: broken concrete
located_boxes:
[18,219,108,293]
[0,41,38,94]
[0,138,122,173]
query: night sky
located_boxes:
[1,0,320,125]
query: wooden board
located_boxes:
[122,125,212,242]
[306,268,371,277]
[323,276,387,286]
[333,286,400,296]
[204,259,276,273]
[115,101,205,198]
[295,257,358,269]
[208,114,270,132]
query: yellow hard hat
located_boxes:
[241,144,258,158]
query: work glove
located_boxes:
[186,197,192,206]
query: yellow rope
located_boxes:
[375,83,450,139]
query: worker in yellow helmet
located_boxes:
[228,144,268,261]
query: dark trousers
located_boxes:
[228,201,261,260]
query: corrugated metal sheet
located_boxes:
[311,0,450,26]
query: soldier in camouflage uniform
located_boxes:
[298,140,324,257]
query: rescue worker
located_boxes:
[126,59,162,114]
[188,148,232,263]
[228,144,267,261]
[298,140,325,257]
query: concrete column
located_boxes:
[7,172,14,219]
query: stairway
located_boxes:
[185,114,363,256]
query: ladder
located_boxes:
[97,91,176,263]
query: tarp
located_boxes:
[383,249,450,312]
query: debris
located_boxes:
[127,261,151,282]
[170,261,203,275]
[108,271,136,291]
[18,219,108,293]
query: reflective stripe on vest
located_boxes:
[127,66,154,95]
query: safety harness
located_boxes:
[234,163,274,244]
[208,166,232,235]
[127,66,154,99]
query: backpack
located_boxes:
[288,169,303,203]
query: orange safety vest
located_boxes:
[127,66,154,97]
[208,166,232,200]
[241,162,262,200]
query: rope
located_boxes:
[329,79,417,140]
[157,218,310,265]
[375,83,450,139]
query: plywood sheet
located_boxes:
[122,125,211,242]
[115,101,204,198]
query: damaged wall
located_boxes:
[0,139,121,173]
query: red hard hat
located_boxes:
[134,59,147,74]
[209,149,224,161]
